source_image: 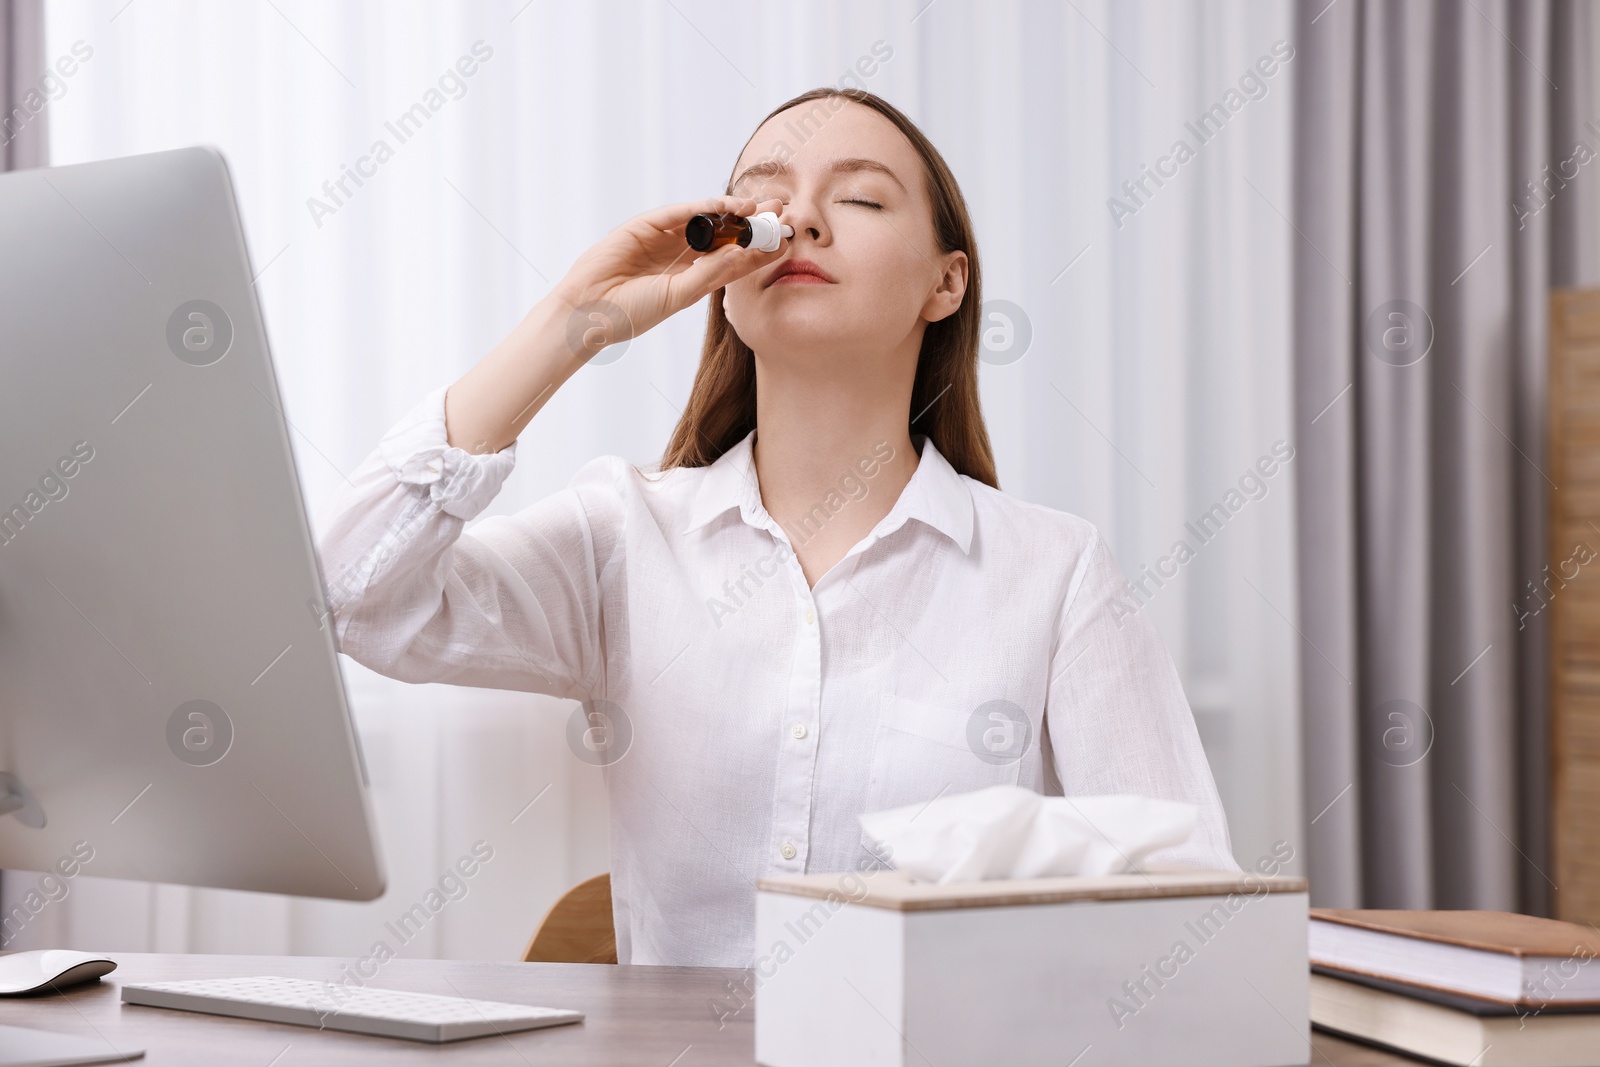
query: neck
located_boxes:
[749,338,922,549]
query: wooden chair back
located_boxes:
[523,872,617,964]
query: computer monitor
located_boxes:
[0,147,385,902]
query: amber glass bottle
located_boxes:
[685,211,792,253]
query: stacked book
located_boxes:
[1310,907,1600,1066]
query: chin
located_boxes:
[738,310,864,354]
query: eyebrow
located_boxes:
[730,156,908,194]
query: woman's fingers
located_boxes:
[566,195,794,330]
[660,194,789,302]
[667,241,781,307]
[635,195,762,233]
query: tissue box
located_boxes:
[754,868,1309,1067]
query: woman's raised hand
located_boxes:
[550,195,787,355]
[444,195,786,455]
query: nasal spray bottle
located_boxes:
[685,211,793,253]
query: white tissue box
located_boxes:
[754,868,1309,1067]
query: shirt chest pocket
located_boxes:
[863,693,1028,817]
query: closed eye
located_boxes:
[840,198,883,209]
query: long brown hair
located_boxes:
[657,87,998,489]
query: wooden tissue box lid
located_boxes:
[756,866,1309,912]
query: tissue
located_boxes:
[858,785,1197,883]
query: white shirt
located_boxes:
[317,385,1238,967]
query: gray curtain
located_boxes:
[0,0,45,937]
[1294,0,1600,913]
[0,0,46,171]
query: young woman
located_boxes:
[318,87,1236,968]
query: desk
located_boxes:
[0,953,1422,1065]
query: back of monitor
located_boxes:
[0,147,385,901]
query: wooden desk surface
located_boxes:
[0,953,1425,1065]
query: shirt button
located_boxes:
[804,608,816,625]
[780,841,797,860]
[791,723,807,740]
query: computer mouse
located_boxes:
[0,949,117,995]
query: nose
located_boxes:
[776,195,826,246]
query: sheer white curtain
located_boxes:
[14,0,1299,960]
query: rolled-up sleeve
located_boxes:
[316,384,613,699]
[1044,526,1239,872]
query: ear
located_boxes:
[920,249,968,324]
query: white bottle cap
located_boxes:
[748,211,794,253]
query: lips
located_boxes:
[766,258,836,287]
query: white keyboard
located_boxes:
[119,975,584,1043]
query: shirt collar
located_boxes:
[683,429,975,554]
